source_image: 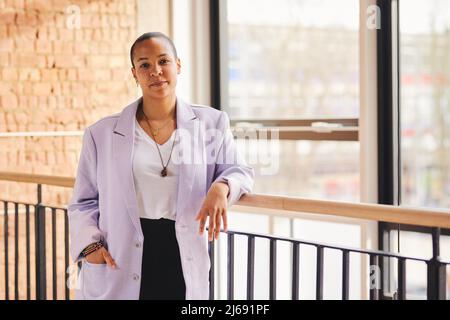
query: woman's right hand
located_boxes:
[85,247,117,269]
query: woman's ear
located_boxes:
[131,67,138,85]
[176,58,181,75]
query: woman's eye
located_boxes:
[160,59,169,64]
[140,63,149,69]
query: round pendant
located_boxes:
[160,168,167,177]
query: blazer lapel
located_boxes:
[112,97,142,239]
[175,99,199,221]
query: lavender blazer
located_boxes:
[68,97,254,300]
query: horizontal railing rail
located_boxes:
[1,171,449,300]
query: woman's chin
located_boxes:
[143,90,174,99]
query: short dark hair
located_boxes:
[130,32,178,68]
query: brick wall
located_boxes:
[0,0,162,205]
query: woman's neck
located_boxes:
[141,94,176,121]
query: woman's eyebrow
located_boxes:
[137,54,169,62]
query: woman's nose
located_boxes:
[150,65,162,77]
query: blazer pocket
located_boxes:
[81,260,108,299]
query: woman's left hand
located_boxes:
[196,182,230,241]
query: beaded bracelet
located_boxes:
[81,240,103,257]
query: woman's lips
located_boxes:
[150,81,168,87]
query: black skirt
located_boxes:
[139,217,186,300]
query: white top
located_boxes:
[132,118,179,221]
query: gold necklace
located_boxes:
[141,105,177,177]
[142,110,173,137]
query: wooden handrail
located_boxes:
[238,194,450,229]
[1,171,450,229]
[0,171,74,188]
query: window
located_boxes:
[221,0,360,201]
[214,0,365,300]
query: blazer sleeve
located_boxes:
[68,128,103,262]
[213,111,255,206]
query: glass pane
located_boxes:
[400,0,450,209]
[238,139,360,201]
[224,0,360,119]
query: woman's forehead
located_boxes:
[133,38,174,58]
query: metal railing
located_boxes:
[1,197,70,300]
[207,227,448,300]
[1,171,450,300]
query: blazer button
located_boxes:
[135,242,142,248]
[132,274,140,281]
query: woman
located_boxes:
[68,32,254,300]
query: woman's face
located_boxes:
[131,37,181,100]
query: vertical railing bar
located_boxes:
[35,184,41,300]
[26,204,31,300]
[270,239,277,300]
[247,235,255,300]
[292,242,299,300]
[34,204,39,300]
[370,254,379,300]
[52,207,57,300]
[4,201,9,300]
[37,184,42,205]
[64,209,70,300]
[208,238,215,300]
[227,233,234,300]
[397,258,406,300]
[35,202,46,300]
[427,227,446,300]
[36,183,42,300]
[342,250,350,300]
[316,246,323,300]
[14,202,19,300]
